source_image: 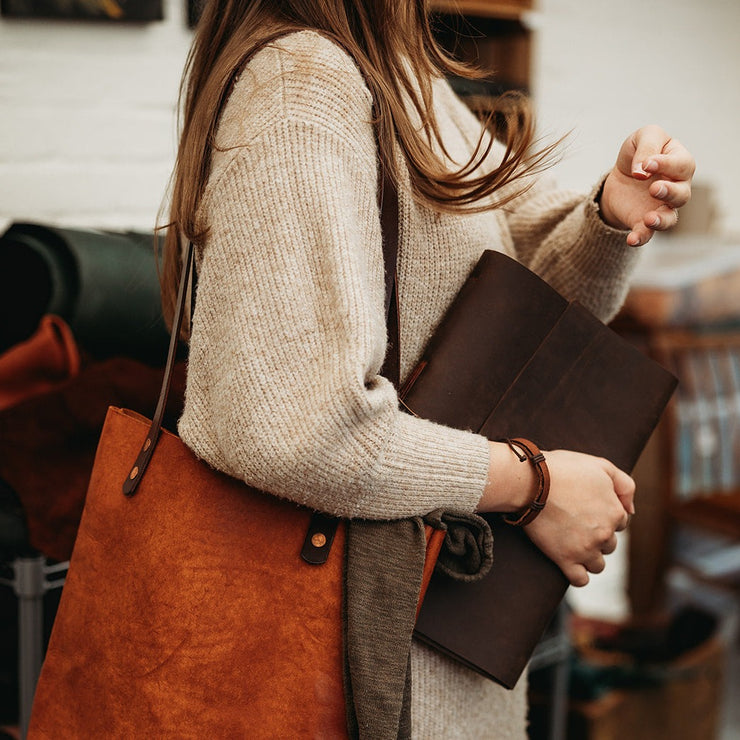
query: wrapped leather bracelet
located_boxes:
[501,438,550,527]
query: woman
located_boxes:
[161,0,694,735]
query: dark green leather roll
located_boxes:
[0,223,170,365]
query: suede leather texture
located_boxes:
[29,406,445,737]
[29,406,350,737]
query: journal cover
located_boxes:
[405,250,678,688]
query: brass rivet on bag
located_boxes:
[130,467,139,480]
[144,439,151,451]
[311,533,327,548]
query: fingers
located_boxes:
[584,553,606,575]
[607,125,695,248]
[615,513,630,533]
[649,179,692,209]
[628,182,687,245]
[628,206,679,246]
[627,128,695,248]
[644,139,696,183]
[576,462,630,582]
[566,530,622,586]
[526,450,636,589]
[623,181,685,246]
[627,227,651,248]
[630,124,672,180]
[603,461,636,515]
[630,126,695,181]
[567,551,613,585]
[647,208,679,231]
[570,531,620,586]
[565,563,590,588]
[601,533,619,553]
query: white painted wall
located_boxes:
[0,0,738,234]
[532,0,740,236]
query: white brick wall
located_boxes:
[0,0,191,231]
[1,0,738,235]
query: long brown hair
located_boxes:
[160,0,556,325]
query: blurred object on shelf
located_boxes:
[618,235,740,330]
[569,606,718,668]
[651,331,740,527]
[0,353,185,562]
[430,1,533,93]
[653,332,740,504]
[0,316,80,411]
[624,328,740,616]
[672,524,740,586]
[612,228,740,617]
[430,1,533,20]
[529,606,725,740]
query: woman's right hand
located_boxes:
[479,443,635,587]
[522,450,634,587]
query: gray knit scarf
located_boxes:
[343,510,493,738]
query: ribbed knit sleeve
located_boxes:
[178,33,491,520]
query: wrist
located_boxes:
[478,440,539,513]
[500,439,551,527]
[598,172,626,230]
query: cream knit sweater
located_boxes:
[179,31,638,739]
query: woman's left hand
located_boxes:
[599,125,695,247]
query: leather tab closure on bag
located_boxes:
[301,513,339,565]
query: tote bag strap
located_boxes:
[122,241,194,497]
[378,158,401,387]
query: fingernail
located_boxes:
[632,162,648,177]
[628,234,641,246]
[650,215,661,228]
[655,184,668,199]
[630,502,636,515]
[644,159,659,173]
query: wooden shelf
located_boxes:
[430,0,532,20]
[430,10,532,91]
[671,493,740,540]
[621,322,740,615]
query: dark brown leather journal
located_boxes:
[405,249,677,689]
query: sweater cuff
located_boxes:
[562,178,641,316]
[581,175,637,260]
